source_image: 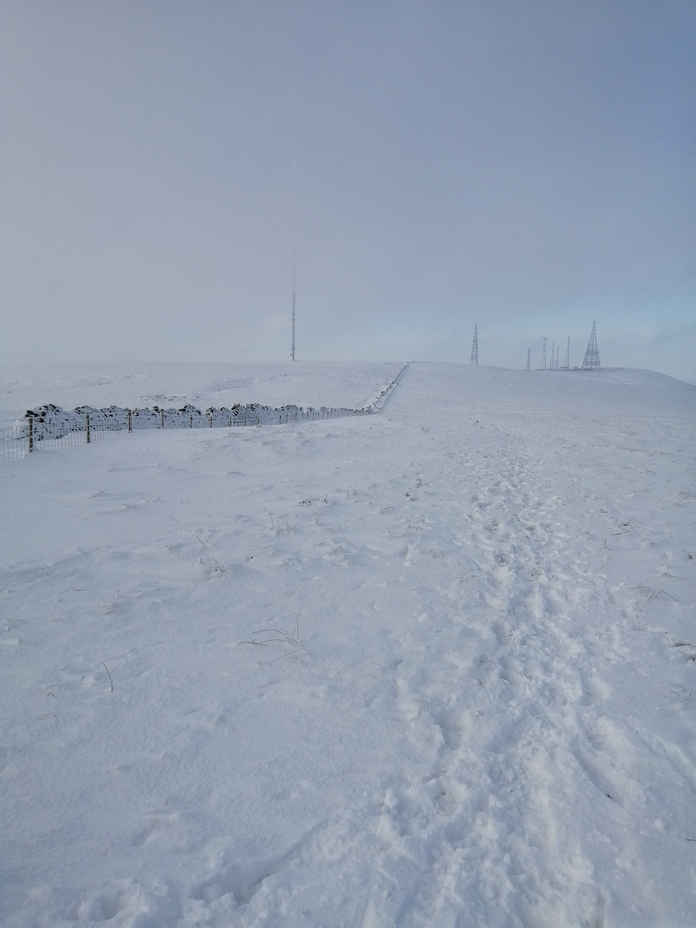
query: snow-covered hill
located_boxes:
[0,361,405,423]
[1,362,695,927]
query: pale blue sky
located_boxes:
[1,1,694,381]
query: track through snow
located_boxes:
[1,362,695,927]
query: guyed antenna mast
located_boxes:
[290,149,298,362]
[291,250,296,362]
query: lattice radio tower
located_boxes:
[582,322,601,370]
[563,336,570,370]
[525,348,531,371]
[542,337,547,370]
[470,325,478,365]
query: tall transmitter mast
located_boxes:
[291,287,296,362]
[291,247,296,362]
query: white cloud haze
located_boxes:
[1,1,694,381]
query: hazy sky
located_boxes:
[2,1,695,382]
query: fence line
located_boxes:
[0,403,370,463]
[0,365,409,464]
[0,414,131,462]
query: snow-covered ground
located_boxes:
[0,361,405,424]
[1,361,695,928]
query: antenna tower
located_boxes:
[582,322,601,370]
[556,347,560,370]
[291,250,296,362]
[542,337,547,370]
[290,148,298,363]
[551,341,555,370]
[525,348,531,371]
[470,325,478,365]
[563,336,570,370]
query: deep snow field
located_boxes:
[1,361,695,928]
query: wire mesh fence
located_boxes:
[0,365,408,464]
[0,414,131,462]
[0,403,369,463]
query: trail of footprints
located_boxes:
[363,444,626,927]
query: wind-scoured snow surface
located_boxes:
[1,361,695,928]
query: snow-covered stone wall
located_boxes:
[16,402,368,442]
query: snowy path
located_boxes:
[1,362,695,927]
[355,366,695,927]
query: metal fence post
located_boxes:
[128,409,132,432]
[28,415,33,453]
[86,413,91,443]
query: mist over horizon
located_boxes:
[1,2,694,383]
